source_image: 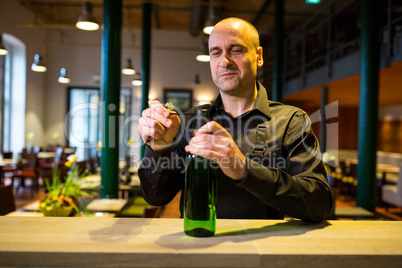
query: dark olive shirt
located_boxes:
[139,82,332,223]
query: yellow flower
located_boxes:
[67,154,78,164]
[65,161,71,167]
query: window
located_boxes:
[67,87,131,161]
[0,34,26,155]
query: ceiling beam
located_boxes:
[19,0,53,22]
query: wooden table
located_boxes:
[377,164,400,184]
[0,158,19,167]
[0,217,401,267]
[37,152,56,159]
[80,174,141,198]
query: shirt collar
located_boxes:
[252,81,271,119]
[209,81,271,119]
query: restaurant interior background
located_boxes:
[1,0,402,219]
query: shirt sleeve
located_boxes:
[236,111,332,223]
[138,143,186,206]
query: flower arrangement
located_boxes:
[39,154,97,216]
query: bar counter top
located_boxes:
[1,217,402,267]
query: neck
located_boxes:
[220,84,257,118]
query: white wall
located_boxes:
[2,0,218,158]
[0,0,47,150]
[46,27,217,158]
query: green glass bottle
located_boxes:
[183,109,217,237]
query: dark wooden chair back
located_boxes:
[76,161,87,175]
[0,184,16,215]
[88,158,97,174]
[1,152,13,159]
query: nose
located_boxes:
[219,52,232,68]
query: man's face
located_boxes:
[208,23,262,95]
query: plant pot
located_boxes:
[42,206,74,217]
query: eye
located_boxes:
[231,48,243,54]
[210,51,221,56]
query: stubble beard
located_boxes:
[215,76,242,95]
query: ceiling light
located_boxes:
[122,58,136,75]
[203,19,217,35]
[31,54,47,72]
[196,54,210,62]
[58,68,70,84]
[76,2,99,31]
[132,74,143,86]
[196,42,210,62]
[0,34,8,55]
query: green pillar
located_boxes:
[140,3,152,158]
[356,0,380,211]
[272,0,283,102]
[100,0,122,198]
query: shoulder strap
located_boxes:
[252,123,268,156]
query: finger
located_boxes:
[139,117,165,134]
[139,117,165,139]
[195,121,230,137]
[142,107,172,128]
[149,100,171,118]
[189,134,230,149]
[167,113,181,128]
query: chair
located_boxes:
[39,146,64,171]
[87,158,97,174]
[76,160,87,175]
[61,147,76,162]
[0,184,16,215]
[348,163,358,196]
[120,154,131,175]
[1,152,18,183]
[382,167,402,209]
[40,147,65,186]
[44,146,63,166]
[1,152,13,159]
[11,152,39,197]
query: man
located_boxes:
[138,17,331,223]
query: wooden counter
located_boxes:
[0,217,401,267]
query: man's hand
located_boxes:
[138,100,180,152]
[185,121,247,181]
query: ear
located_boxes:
[257,47,263,67]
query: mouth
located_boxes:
[219,71,238,78]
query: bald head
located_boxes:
[210,17,260,50]
[207,17,263,97]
